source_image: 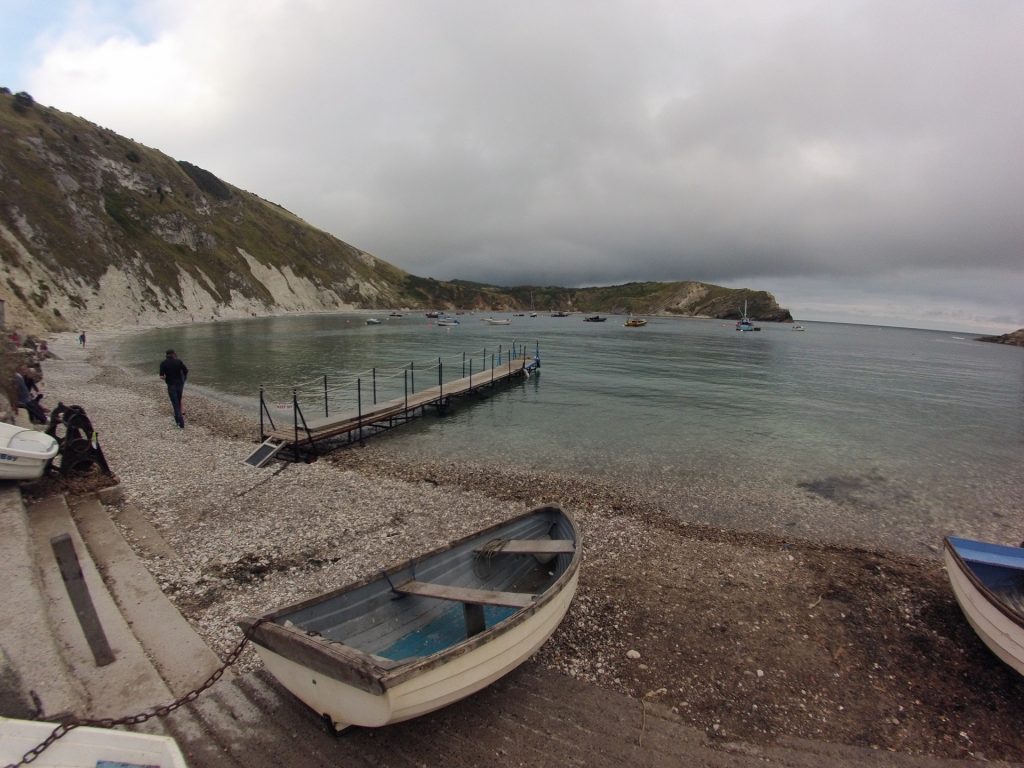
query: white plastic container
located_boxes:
[0,422,59,480]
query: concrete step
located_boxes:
[24,493,174,720]
[0,485,85,721]
[69,494,225,696]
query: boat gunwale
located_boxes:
[240,504,580,694]
[944,536,1024,632]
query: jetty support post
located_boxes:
[292,389,300,461]
[373,368,377,405]
[462,351,466,377]
[404,369,408,415]
[51,533,114,667]
[259,386,265,440]
[324,375,328,418]
[357,378,363,445]
[498,345,502,366]
[410,361,415,393]
[438,358,443,401]
[469,359,473,391]
[491,354,495,385]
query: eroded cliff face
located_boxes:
[0,93,404,333]
[0,91,795,335]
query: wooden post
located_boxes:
[51,534,114,667]
[324,375,328,417]
[259,386,265,440]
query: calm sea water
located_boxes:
[115,313,1024,553]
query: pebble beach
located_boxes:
[29,329,1024,760]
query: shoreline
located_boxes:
[28,330,1024,761]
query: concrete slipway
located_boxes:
[0,484,1014,767]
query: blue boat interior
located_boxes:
[949,536,1024,612]
[280,508,575,663]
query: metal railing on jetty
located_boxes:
[246,341,541,465]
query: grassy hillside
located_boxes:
[0,89,790,330]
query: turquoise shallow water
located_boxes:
[116,313,1024,552]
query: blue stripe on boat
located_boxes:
[948,536,1024,571]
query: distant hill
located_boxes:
[977,329,1024,347]
[0,89,791,332]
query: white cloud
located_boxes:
[11,0,1024,332]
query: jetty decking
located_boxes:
[247,345,540,465]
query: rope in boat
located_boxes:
[472,538,509,579]
[3,618,267,768]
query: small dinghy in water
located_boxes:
[240,505,580,732]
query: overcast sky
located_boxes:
[2,0,1022,332]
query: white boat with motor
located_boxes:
[0,421,59,480]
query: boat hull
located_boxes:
[242,505,581,731]
[0,423,59,480]
[252,566,579,729]
[0,717,187,767]
[944,537,1024,676]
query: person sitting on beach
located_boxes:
[14,366,48,424]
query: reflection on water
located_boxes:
[116,314,1024,551]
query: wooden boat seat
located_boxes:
[473,539,575,555]
[394,579,536,608]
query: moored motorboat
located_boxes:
[483,317,511,325]
[623,318,647,327]
[735,300,760,331]
[240,505,581,732]
[0,422,59,480]
[583,315,606,322]
[944,536,1024,676]
[365,318,382,325]
[436,317,460,326]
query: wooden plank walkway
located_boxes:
[264,353,538,450]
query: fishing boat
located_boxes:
[792,324,805,331]
[484,317,511,325]
[0,422,59,480]
[388,311,404,318]
[365,318,382,325]
[239,505,581,732]
[583,315,606,322]
[550,311,570,318]
[436,317,460,327]
[0,717,188,767]
[735,301,760,331]
[624,318,647,327]
[944,536,1024,676]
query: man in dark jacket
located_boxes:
[159,349,188,428]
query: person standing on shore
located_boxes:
[78,331,86,346]
[159,349,188,429]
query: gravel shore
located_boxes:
[29,330,1024,762]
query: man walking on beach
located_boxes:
[159,349,188,429]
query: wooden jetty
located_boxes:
[246,344,540,466]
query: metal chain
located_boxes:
[4,619,265,768]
